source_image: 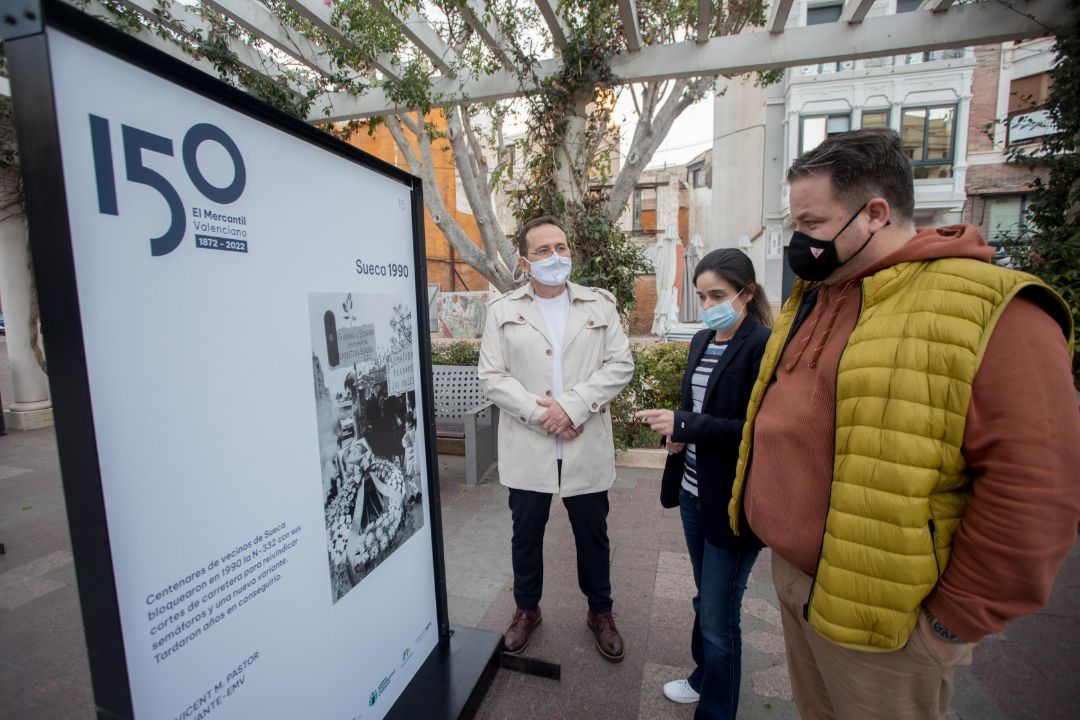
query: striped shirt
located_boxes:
[682,340,729,496]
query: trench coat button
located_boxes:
[591,402,599,410]
[546,349,553,356]
[519,416,527,423]
[517,315,524,321]
[545,390,552,397]
[587,319,594,327]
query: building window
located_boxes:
[1009,72,1053,112]
[1006,72,1057,146]
[988,194,1029,242]
[896,0,921,12]
[632,187,657,232]
[688,162,706,188]
[800,114,851,155]
[901,105,956,179]
[861,110,890,129]
[987,194,1030,265]
[807,2,843,24]
[905,49,965,64]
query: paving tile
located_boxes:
[13,550,75,577]
[744,629,786,656]
[656,551,693,577]
[0,465,32,480]
[751,663,793,701]
[0,571,66,610]
[473,670,569,720]
[638,662,696,720]
[610,544,658,571]
[653,571,697,602]
[743,597,782,629]
[659,532,687,553]
[643,626,694,669]
[749,548,773,585]
[649,594,696,631]
[448,592,494,628]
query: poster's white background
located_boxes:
[47,28,438,719]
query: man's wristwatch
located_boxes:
[923,607,964,644]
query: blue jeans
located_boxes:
[680,488,760,720]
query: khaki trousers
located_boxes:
[772,552,974,720]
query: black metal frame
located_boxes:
[3,0,463,716]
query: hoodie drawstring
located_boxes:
[784,281,857,371]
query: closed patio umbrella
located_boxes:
[679,234,704,323]
[651,225,679,337]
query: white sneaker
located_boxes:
[663,679,700,704]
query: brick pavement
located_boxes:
[1,420,1078,718]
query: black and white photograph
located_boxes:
[308,292,424,603]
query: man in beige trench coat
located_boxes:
[478,215,634,661]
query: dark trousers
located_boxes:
[508,470,612,614]
[681,488,760,720]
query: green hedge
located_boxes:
[430,342,481,366]
[611,343,688,450]
[430,339,689,450]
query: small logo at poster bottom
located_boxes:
[368,670,395,707]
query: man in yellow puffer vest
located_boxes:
[729,129,1080,719]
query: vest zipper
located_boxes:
[736,287,820,535]
[803,280,863,622]
[928,518,941,578]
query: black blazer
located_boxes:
[659,317,770,549]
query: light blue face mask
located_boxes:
[701,290,744,332]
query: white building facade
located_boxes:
[715,0,983,306]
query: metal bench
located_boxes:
[431,365,498,485]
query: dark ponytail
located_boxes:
[692,248,773,327]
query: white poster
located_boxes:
[46,28,438,719]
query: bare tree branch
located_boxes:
[385,114,514,290]
[606,76,712,219]
[444,105,515,279]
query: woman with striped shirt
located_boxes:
[637,249,772,720]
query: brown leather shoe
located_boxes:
[503,607,542,654]
[587,610,624,662]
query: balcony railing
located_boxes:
[798,48,967,76]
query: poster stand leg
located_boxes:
[385,625,501,720]
[499,652,561,680]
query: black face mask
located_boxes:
[788,203,887,282]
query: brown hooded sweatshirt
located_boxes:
[744,224,1080,643]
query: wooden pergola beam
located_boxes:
[369,0,456,76]
[111,0,310,95]
[459,0,516,68]
[618,0,642,52]
[768,0,796,33]
[696,0,711,43]
[839,0,878,24]
[202,0,338,79]
[533,0,569,50]
[279,0,400,81]
[311,0,1068,121]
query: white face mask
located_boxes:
[528,253,572,287]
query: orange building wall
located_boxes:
[630,274,657,336]
[346,114,489,292]
[640,209,657,232]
